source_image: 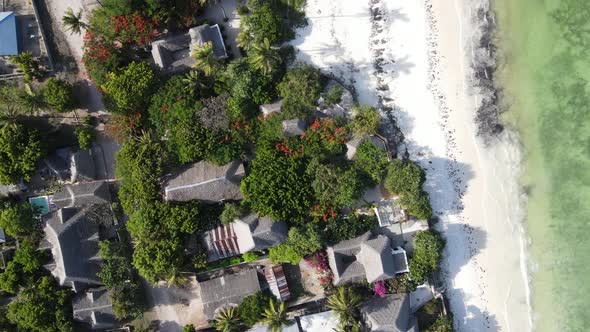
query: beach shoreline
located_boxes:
[293,0,532,330]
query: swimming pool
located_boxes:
[28,196,50,216]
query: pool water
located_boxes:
[28,196,50,216]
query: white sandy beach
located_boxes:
[293,0,531,331]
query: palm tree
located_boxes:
[192,42,222,76]
[165,266,191,288]
[182,70,209,98]
[236,29,255,51]
[62,7,87,35]
[249,38,281,75]
[213,306,242,332]
[327,287,363,331]
[262,300,292,332]
[17,84,47,114]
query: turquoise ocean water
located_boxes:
[494,0,590,330]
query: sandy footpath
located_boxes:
[293,0,531,331]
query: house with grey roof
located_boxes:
[164,160,245,203]
[72,287,116,330]
[52,181,111,209]
[327,231,409,285]
[203,213,288,261]
[282,119,306,137]
[260,100,282,118]
[199,269,261,320]
[346,135,389,160]
[151,23,227,73]
[361,294,418,332]
[71,149,98,183]
[43,207,103,292]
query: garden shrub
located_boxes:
[353,140,388,186]
[242,252,259,263]
[75,126,95,150]
[409,230,445,283]
[324,84,343,106]
[324,214,378,244]
[237,292,275,327]
[351,106,380,137]
[268,244,301,265]
[43,78,74,113]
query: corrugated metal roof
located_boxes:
[0,12,18,56]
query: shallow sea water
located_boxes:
[494,0,590,330]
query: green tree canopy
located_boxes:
[241,3,288,45]
[128,201,201,283]
[307,159,364,208]
[385,159,432,219]
[277,64,321,118]
[213,306,243,332]
[326,287,363,331]
[7,276,73,332]
[43,78,75,113]
[103,61,155,115]
[385,159,426,195]
[268,243,301,265]
[0,201,36,238]
[261,300,291,332]
[324,214,378,244]
[351,106,380,137]
[409,230,445,283]
[286,224,323,257]
[0,123,44,184]
[241,147,313,223]
[116,133,169,214]
[192,42,223,77]
[237,292,275,327]
[353,140,388,186]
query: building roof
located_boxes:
[151,33,193,73]
[44,207,102,291]
[299,310,339,332]
[264,265,290,301]
[204,223,240,261]
[164,160,245,202]
[151,23,227,72]
[361,294,411,332]
[204,214,288,261]
[199,269,261,320]
[282,119,306,137]
[375,199,406,227]
[0,12,18,56]
[189,24,228,58]
[234,214,288,253]
[71,149,97,183]
[52,181,111,209]
[72,287,116,330]
[44,148,72,182]
[327,232,405,285]
[260,100,282,118]
[346,135,388,160]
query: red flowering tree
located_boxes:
[112,13,158,47]
[304,251,334,290]
[82,30,122,84]
[302,118,349,159]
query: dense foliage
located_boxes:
[0,200,36,238]
[75,125,95,150]
[97,241,144,320]
[286,224,323,257]
[0,241,46,293]
[277,64,321,118]
[268,244,302,265]
[43,78,75,113]
[237,292,275,327]
[241,3,289,45]
[7,276,73,332]
[353,140,388,186]
[409,230,445,283]
[220,203,242,225]
[324,214,378,244]
[241,145,313,223]
[128,201,201,283]
[103,61,156,115]
[385,159,433,219]
[351,106,380,137]
[116,134,169,214]
[10,52,42,81]
[0,123,44,184]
